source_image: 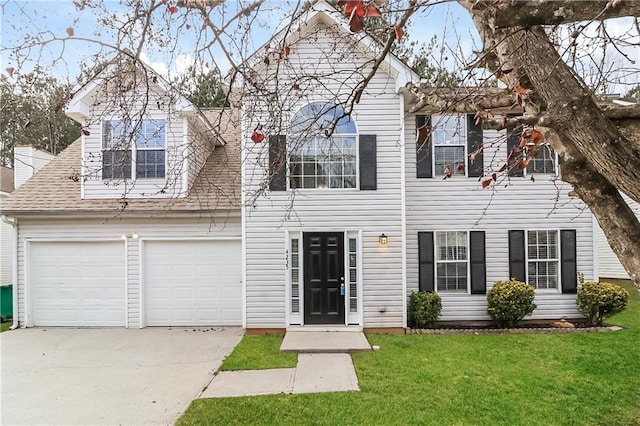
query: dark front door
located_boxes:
[303,232,345,325]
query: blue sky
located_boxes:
[1,0,475,84]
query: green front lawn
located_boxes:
[1,321,12,332]
[179,280,640,425]
[219,334,297,371]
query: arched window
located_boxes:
[289,102,357,189]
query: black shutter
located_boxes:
[506,114,524,177]
[560,230,578,293]
[416,115,432,178]
[269,135,287,191]
[469,231,486,294]
[508,230,526,282]
[418,232,434,292]
[467,114,484,178]
[359,135,377,190]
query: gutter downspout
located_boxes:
[1,215,19,329]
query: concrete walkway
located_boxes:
[201,353,359,398]
[280,329,372,353]
[201,329,371,398]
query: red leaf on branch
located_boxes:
[251,124,265,143]
[492,172,497,181]
[337,0,385,32]
[394,25,404,41]
[251,131,264,143]
[348,12,364,32]
[292,82,300,90]
[5,67,14,77]
[519,135,526,148]
[66,27,74,37]
[168,5,178,13]
[518,158,531,169]
[82,129,90,136]
[416,125,430,146]
[443,165,452,180]
[284,46,291,56]
[186,24,191,30]
[470,147,483,165]
[482,178,492,188]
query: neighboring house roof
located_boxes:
[0,167,14,194]
[1,108,240,216]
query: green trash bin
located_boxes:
[0,285,13,321]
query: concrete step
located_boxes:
[280,330,371,353]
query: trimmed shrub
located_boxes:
[487,279,537,327]
[408,291,442,329]
[577,281,629,326]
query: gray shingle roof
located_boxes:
[1,109,240,216]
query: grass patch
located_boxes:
[179,280,640,425]
[219,334,297,371]
[1,321,12,333]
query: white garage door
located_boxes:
[143,240,242,326]
[29,241,126,326]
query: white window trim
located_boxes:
[287,102,359,191]
[524,229,562,293]
[431,114,468,178]
[434,230,471,295]
[101,118,168,181]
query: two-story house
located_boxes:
[2,1,595,332]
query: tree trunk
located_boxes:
[462,2,640,288]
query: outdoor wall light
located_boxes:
[379,233,388,245]
[121,231,139,240]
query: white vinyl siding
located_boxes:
[13,146,56,188]
[14,216,241,328]
[405,114,593,321]
[597,194,640,279]
[81,82,187,199]
[243,21,404,329]
[0,202,13,286]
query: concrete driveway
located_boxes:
[0,327,243,425]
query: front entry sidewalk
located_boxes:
[280,328,372,353]
[200,353,359,398]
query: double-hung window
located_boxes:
[527,230,559,290]
[102,119,166,180]
[526,144,557,174]
[506,119,559,176]
[102,120,132,179]
[435,231,468,292]
[432,114,466,177]
[135,120,166,179]
[289,102,357,189]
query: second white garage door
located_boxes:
[143,240,242,326]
